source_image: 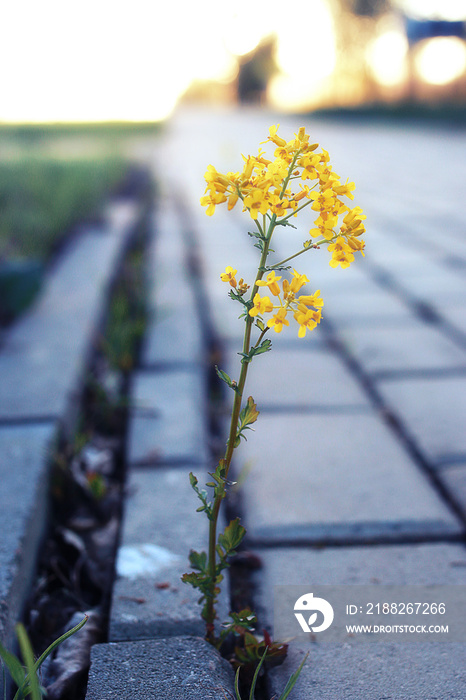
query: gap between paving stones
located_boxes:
[0,193,150,662]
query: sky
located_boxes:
[0,0,465,123]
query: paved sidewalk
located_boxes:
[88,107,466,699]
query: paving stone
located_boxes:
[223,345,370,410]
[339,320,466,376]
[127,368,208,466]
[437,464,466,520]
[0,202,140,425]
[0,423,56,649]
[110,467,228,641]
[141,197,204,366]
[377,375,466,466]
[321,285,415,327]
[391,266,466,306]
[235,413,461,544]
[254,544,466,700]
[438,303,466,337]
[85,636,235,700]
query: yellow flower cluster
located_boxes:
[222,267,323,338]
[201,124,366,269]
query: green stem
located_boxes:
[270,229,341,270]
[204,214,276,643]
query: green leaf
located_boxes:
[254,339,272,356]
[15,625,41,700]
[0,644,25,690]
[32,615,88,673]
[215,366,238,393]
[239,339,272,365]
[275,219,297,229]
[234,667,242,700]
[218,518,246,555]
[188,549,207,573]
[238,397,260,431]
[249,647,268,700]
[181,572,203,588]
[278,652,309,700]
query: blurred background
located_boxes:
[0,0,465,123]
[1,0,465,321]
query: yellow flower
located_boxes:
[256,271,282,297]
[243,189,270,220]
[269,194,291,216]
[249,293,273,317]
[294,308,322,338]
[204,165,229,191]
[267,308,289,333]
[227,191,239,211]
[328,237,354,269]
[309,188,335,213]
[200,187,227,216]
[298,290,324,308]
[220,266,238,287]
[346,236,366,256]
[300,154,320,180]
[334,180,356,200]
[266,124,287,147]
[289,270,309,294]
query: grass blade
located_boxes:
[277,652,309,700]
[15,624,41,700]
[33,614,88,672]
[234,667,242,700]
[249,647,268,700]
[0,643,25,690]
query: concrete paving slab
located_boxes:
[235,413,461,544]
[321,285,415,328]
[127,368,208,466]
[86,636,235,700]
[110,467,228,641]
[0,423,56,649]
[436,464,466,520]
[141,197,205,366]
[223,345,370,411]
[377,375,466,466]
[339,321,466,376]
[390,267,466,306]
[0,203,140,425]
[254,543,466,700]
[438,303,466,337]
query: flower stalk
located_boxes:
[183,124,367,657]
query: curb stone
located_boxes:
[0,424,56,651]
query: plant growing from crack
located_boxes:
[0,616,87,700]
[183,124,366,683]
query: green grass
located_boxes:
[0,121,161,262]
[0,157,126,261]
[0,121,159,321]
